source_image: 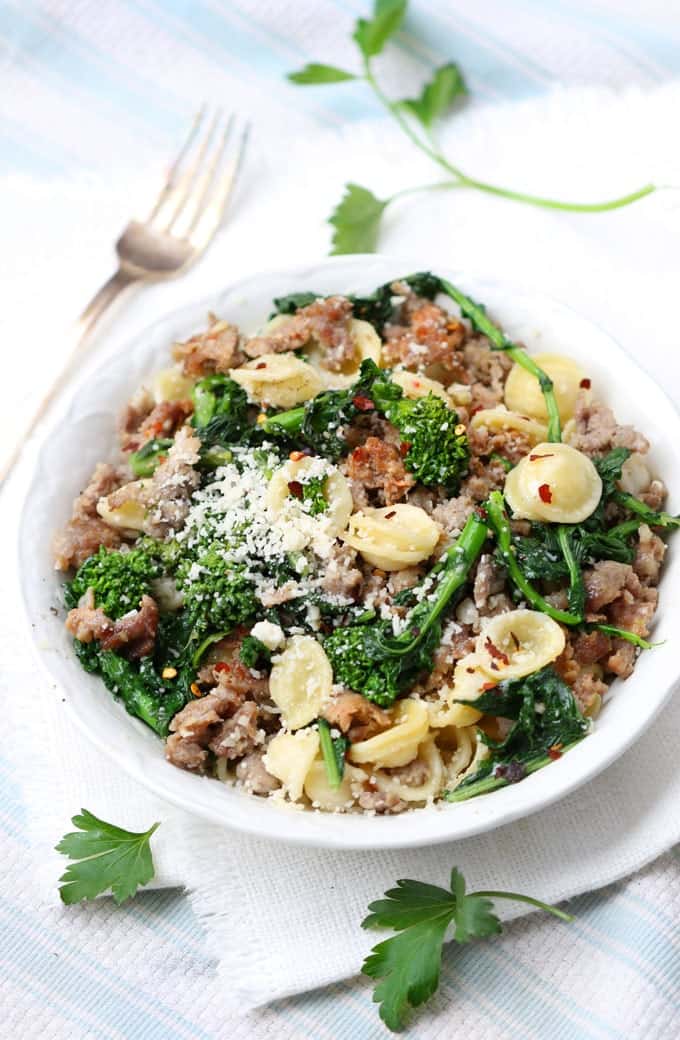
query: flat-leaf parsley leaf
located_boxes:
[56,809,159,905]
[362,867,572,1031]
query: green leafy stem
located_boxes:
[288,0,660,254]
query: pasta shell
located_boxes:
[391,369,452,405]
[263,316,381,387]
[262,728,320,801]
[475,608,566,680]
[342,504,441,571]
[231,353,323,408]
[96,479,151,532]
[150,364,196,404]
[424,652,487,728]
[504,441,602,523]
[266,457,353,540]
[504,352,586,423]
[348,698,429,768]
[367,738,444,802]
[445,727,490,789]
[303,760,363,810]
[470,405,547,445]
[269,636,333,731]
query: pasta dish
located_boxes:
[54,273,678,813]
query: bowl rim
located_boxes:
[20,253,680,849]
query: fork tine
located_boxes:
[189,122,250,248]
[153,108,223,234]
[179,115,235,238]
[147,107,207,223]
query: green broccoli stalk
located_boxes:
[265,360,469,491]
[486,492,583,626]
[65,546,162,618]
[129,437,173,477]
[191,374,251,446]
[263,359,400,459]
[610,491,680,532]
[434,277,563,443]
[324,510,488,705]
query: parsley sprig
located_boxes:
[362,867,572,1031]
[289,0,658,254]
[56,809,159,905]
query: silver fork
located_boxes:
[2,108,249,486]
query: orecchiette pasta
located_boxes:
[504,441,602,523]
[618,453,652,496]
[423,653,487,728]
[391,369,452,405]
[269,635,333,730]
[348,698,429,768]
[263,728,320,801]
[96,480,150,531]
[504,352,586,423]
[149,364,196,404]
[470,405,547,446]
[342,504,441,571]
[264,315,382,386]
[443,726,490,789]
[367,738,444,802]
[475,608,565,680]
[303,759,364,810]
[230,352,323,408]
[266,457,353,540]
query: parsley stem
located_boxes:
[364,59,656,219]
[455,176,657,213]
[472,890,574,923]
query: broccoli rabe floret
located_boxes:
[177,547,258,633]
[65,546,162,618]
[324,511,488,705]
[382,393,469,494]
[264,360,469,491]
[191,374,251,446]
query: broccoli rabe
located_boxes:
[383,392,469,493]
[324,511,488,705]
[239,635,271,670]
[191,373,251,446]
[300,475,329,516]
[177,547,258,634]
[129,437,173,477]
[65,546,162,618]
[447,667,589,801]
[265,360,469,491]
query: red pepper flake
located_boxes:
[484,636,510,666]
[399,441,411,457]
[509,630,520,650]
[190,682,202,698]
[547,744,563,761]
[214,662,231,673]
[476,505,488,520]
[538,483,553,504]
[470,404,483,417]
[529,452,554,461]
[384,510,396,519]
[287,480,304,499]
[481,681,497,691]
[352,394,374,412]
[580,378,591,389]
[289,450,305,462]
[255,362,267,370]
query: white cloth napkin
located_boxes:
[4,81,680,1012]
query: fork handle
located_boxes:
[0,268,137,488]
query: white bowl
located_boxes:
[20,255,680,849]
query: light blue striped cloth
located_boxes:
[2,3,680,1038]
